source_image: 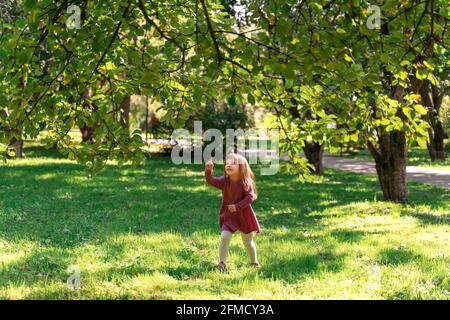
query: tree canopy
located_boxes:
[1,0,449,201]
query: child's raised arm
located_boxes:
[205,160,225,189]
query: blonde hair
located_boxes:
[224,153,258,200]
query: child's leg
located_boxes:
[240,232,258,264]
[219,230,233,263]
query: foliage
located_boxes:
[0,0,22,24]
[0,0,449,179]
[440,96,450,132]
[0,0,246,172]
[188,97,254,133]
[139,112,173,139]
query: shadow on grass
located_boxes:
[399,210,450,226]
[0,159,217,246]
[376,247,423,266]
[165,261,215,280]
[0,246,75,287]
[22,145,65,159]
[1,156,448,246]
[330,229,368,243]
[0,149,449,292]
[259,251,346,282]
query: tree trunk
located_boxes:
[120,96,131,131]
[10,138,23,158]
[420,82,448,161]
[427,127,437,161]
[368,131,408,203]
[80,126,95,143]
[287,107,325,174]
[427,123,447,161]
[79,88,97,143]
[367,84,409,203]
[2,107,24,158]
[303,141,324,175]
[144,97,149,143]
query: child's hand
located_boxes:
[206,160,214,171]
[227,204,237,213]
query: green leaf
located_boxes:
[400,60,410,67]
[142,71,156,84]
[24,0,37,9]
[310,2,323,11]
[15,19,27,29]
[427,73,437,86]
[193,86,202,104]
[413,104,428,115]
[381,0,397,10]
[439,6,450,19]
[39,0,52,8]
[423,60,435,71]
[285,79,294,89]
[206,62,217,79]
[415,69,428,80]
[247,93,255,105]
[416,136,427,149]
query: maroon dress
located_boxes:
[205,168,261,234]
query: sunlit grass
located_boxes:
[0,144,449,299]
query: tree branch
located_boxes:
[199,0,222,65]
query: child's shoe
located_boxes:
[216,261,226,272]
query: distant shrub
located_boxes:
[142,97,254,139]
[189,97,254,133]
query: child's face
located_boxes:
[225,157,240,178]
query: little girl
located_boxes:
[205,153,261,271]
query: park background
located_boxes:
[0,0,449,299]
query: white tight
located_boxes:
[218,230,258,264]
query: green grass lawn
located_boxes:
[330,146,450,171]
[0,145,449,299]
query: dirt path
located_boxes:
[321,156,450,189]
[271,152,449,188]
